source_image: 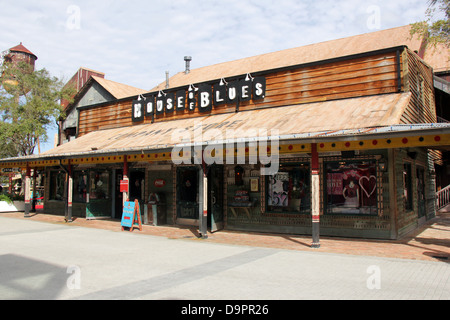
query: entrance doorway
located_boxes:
[114,169,123,220]
[177,167,199,221]
[417,166,426,223]
[208,165,224,232]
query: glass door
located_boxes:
[177,167,199,221]
[208,165,224,232]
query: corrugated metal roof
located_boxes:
[8,42,37,60]
[91,76,147,100]
[37,93,412,157]
[152,25,448,92]
[2,93,449,163]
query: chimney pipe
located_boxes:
[165,71,169,89]
[184,56,192,74]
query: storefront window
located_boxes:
[177,167,198,219]
[325,160,378,215]
[73,171,88,203]
[267,163,310,213]
[403,163,413,211]
[417,166,425,218]
[89,170,110,200]
[49,171,65,201]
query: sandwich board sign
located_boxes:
[121,199,142,232]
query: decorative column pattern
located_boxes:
[311,143,320,248]
[24,164,31,218]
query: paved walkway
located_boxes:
[0,208,449,262]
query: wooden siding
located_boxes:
[78,51,400,137]
[401,48,436,124]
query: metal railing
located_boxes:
[437,116,450,123]
[437,184,450,210]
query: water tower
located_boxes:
[1,42,38,93]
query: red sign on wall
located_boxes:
[154,179,166,188]
[120,180,129,193]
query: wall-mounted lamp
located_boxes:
[378,162,386,171]
[235,165,244,186]
[219,78,227,86]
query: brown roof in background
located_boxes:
[65,74,148,111]
[8,42,38,60]
[91,76,147,100]
[152,25,449,92]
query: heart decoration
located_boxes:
[359,176,377,198]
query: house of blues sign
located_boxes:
[132,77,266,122]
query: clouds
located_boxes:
[0,0,429,88]
[0,0,429,152]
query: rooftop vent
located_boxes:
[184,56,192,74]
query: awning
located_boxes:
[1,92,449,167]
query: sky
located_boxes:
[0,0,430,153]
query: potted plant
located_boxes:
[0,193,25,212]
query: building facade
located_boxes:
[1,26,449,244]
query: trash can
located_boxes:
[147,193,166,226]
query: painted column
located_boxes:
[31,168,37,212]
[24,164,31,218]
[8,173,13,194]
[67,162,73,223]
[123,155,129,205]
[198,166,208,239]
[311,143,320,248]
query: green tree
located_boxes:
[0,61,75,157]
[410,0,450,47]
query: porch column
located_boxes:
[66,162,73,223]
[199,165,208,239]
[8,173,13,194]
[24,164,31,218]
[123,155,129,205]
[311,143,320,248]
[31,168,37,213]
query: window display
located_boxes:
[403,163,413,211]
[73,171,88,203]
[49,171,65,201]
[177,167,198,219]
[89,171,110,200]
[325,160,378,215]
[267,164,310,213]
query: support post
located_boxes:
[24,164,31,218]
[198,165,208,239]
[31,168,37,213]
[67,162,73,223]
[388,149,398,239]
[123,155,129,205]
[311,143,320,248]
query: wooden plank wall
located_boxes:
[401,48,436,124]
[78,51,400,137]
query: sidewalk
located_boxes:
[1,209,449,262]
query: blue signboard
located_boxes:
[121,201,136,228]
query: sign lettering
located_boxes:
[132,76,266,122]
[132,100,143,122]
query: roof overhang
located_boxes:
[1,123,449,169]
[434,75,450,95]
[1,93,449,168]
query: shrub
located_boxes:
[0,194,13,205]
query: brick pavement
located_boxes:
[0,209,449,262]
